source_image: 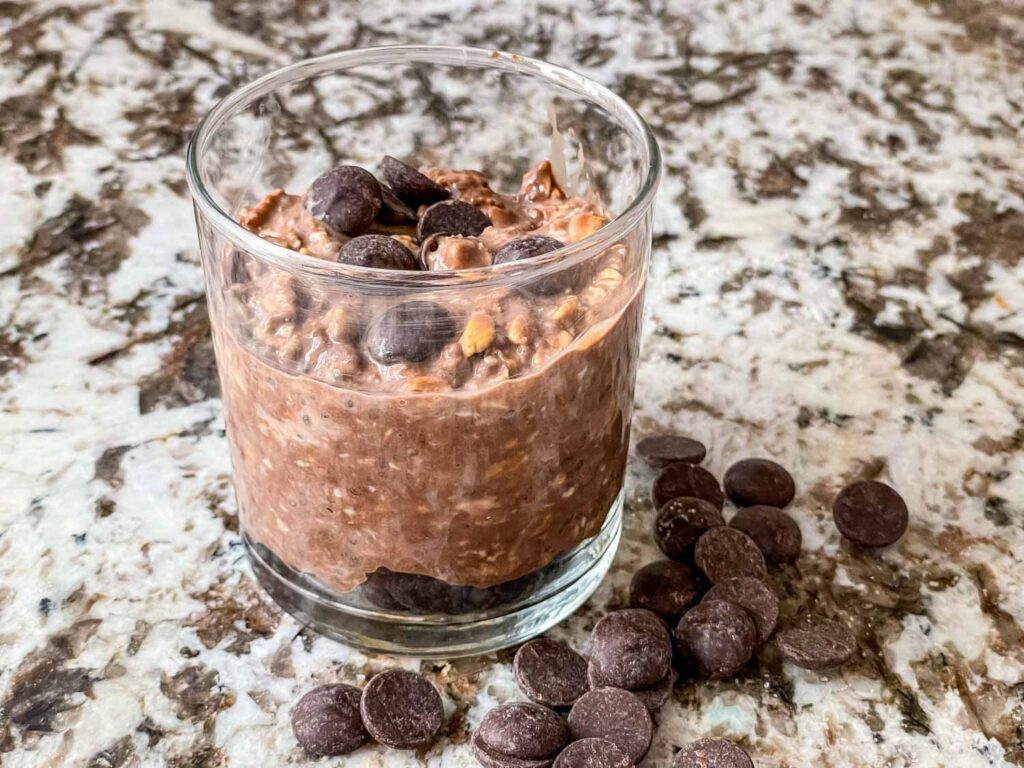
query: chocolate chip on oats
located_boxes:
[338,235,421,271]
[832,480,908,548]
[675,600,757,679]
[359,669,443,749]
[291,684,368,757]
[589,609,672,690]
[724,458,796,508]
[365,300,457,365]
[587,664,675,714]
[694,527,767,584]
[776,614,857,671]
[729,505,802,564]
[673,738,753,768]
[305,166,382,236]
[636,435,707,469]
[553,738,633,768]
[514,638,589,708]
[417,200,491,239]
[492,235,565,265]
[702,577,779,644]
[380,155,450,207]
[568,688,653,764]
[655,497,725,562]
[473,702,568,767]
[629,561,703,619]
[378,185,419,225]
[652,464,725,510]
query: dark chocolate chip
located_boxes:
[359,669,443,749]
[475,702,568,763]
[492,235,565,265]
[832,480,908,548]
[514,638,589,708]
[380,155,450,207]
[417,200,491,239]
[702,577,779,644]
[586,664,675,714]
[473,738,553,768]
[636,435,707,469]
[629,561,703,619]
[654,497,725,562]
[652,464,725,510]
[378,185,419,225]
[291,684,368,757]
[567,688,652,764]
[729,505,802,564]
[365,300,457,365]
[305,166,382,236]
[337,235,421,271]
[589,609,672,690]
[553,738,633,768]
[776,614,857,671]
[673,738,753,768]
[674,600,757,679]
[724,458,796,507]
[694,527,767,584]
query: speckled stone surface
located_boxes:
[1,1,1023,766]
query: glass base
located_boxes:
[245,493,623,658]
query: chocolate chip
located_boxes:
[636,435,706,469]
[587,664,675,714]
[776,614,857,671]
[473,702,568,766]
[417,200,491,239]
[337,235,421,271]
[291,684,368,757]
[724,458,796,507]
[305,166,382,236]
[729,505,802,564]
[655,497,725,562]
[567,688,652,764]
[674,600,757,679]
[492,235,564,265]
[553,738,633,768]
[652,464,724,510]
[359,669,443,749]
[832,480,908,548]
[702,577,779,644]
[378,185,418,225]
[673,738,752,768]
[589,609,672,690]
[365,300,457,365]
[380,156,450,207]
[472,739,551,768]
[629,561,703,619]
[514,638,589,708]
[694,527,767,584]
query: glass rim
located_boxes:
[185,44,662,291]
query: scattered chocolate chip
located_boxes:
[652,464,725,510]
[305,166,382,236]
[832,480,908,548]
[636,435,707,469]
[655,497,725,562]
[380,155,450,207]
[514,638,589,708]
[567,688,653,764]
[589,609,672,690]
[378,185,419,225]
[587,664,674,714]
[291,684,368,757]
[359,669,443,749]
[675,600,757,679]
[337,235,421,271]
[473,702,568,768]
[417,200,491,240]
[694,527,767,584]
[472,739,551,768]
[553,738,633,768]
[673,738,753,768]
[776,614,857,671]
[492,235,564,265]
[728,505,802,564]
[629,561,703,619]
[702,577,779,644]
[724,458,796,507]
[365,301,457,365]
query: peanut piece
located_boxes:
[508,315,530,345]
[406,375,447,392]
[568,213,608,243]
[460,312,495,357]
[596,267,624,285]
[552,295,579,323]
[549,330,574,350]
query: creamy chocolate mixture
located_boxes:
[211,159,644,595]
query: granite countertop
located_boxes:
[2,1,1023,766]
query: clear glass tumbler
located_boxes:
[186,45,661,656]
